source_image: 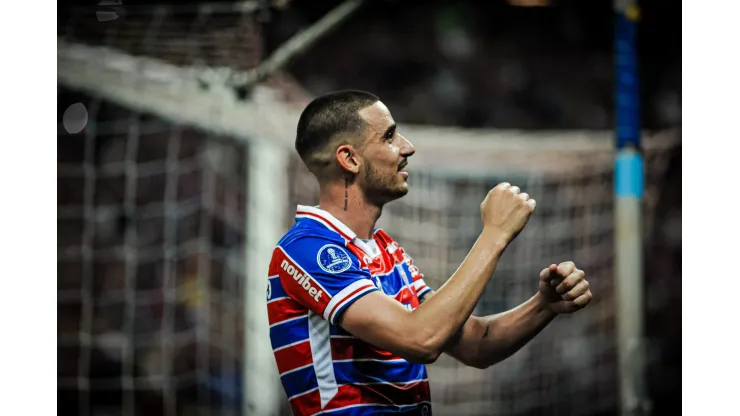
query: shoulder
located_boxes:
[280,219,349,249]
[275,225,360,274]
[270,222,378,325]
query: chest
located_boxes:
[344,231,422,310]
[349,243,420,311]
[373,265,420,310]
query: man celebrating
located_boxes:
[266,90,592,415]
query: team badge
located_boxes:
[317,244,353,274]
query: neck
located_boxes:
[318,181,381,240]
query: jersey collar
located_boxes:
[295,205,357,240]
[295,205,378,260]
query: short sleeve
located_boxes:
[401,251,432,299]
[270,237,379,325]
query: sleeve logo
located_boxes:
[280,259,323,302]
[317,244,353,274]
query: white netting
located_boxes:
[57,3,284,416]
[58,92,252,415]
[58,3,681,416]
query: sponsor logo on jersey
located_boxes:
[281,259,323,302]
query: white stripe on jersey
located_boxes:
[273,338,309,353]
[412,279,428,291]
[323,279,376,322]
[328,284,377,324]
[268,313,308,329]
[308,310,338,408]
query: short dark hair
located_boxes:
[295,90,379,177]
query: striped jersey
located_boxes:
[267,205,433,416]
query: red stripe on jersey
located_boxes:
[297,211,353,241]
[327,283,374,320]
[290,381,431,415]
[414,284,429,298]
[345,244,370,269]
[267,298,307,326]
[274,340,312,374]
[273,247,331,316]
[366,257,395,275]
[394,286,415,305]
[373,229,394,250]
[289,388,321,415]
[408,264,423,280]
[346,240,395,275]
[374,230,407,264]
[331,337,403,361]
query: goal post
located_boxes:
[59,2,368,415]
[243,140,290,415]
[614,1,649,414]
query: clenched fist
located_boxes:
[480,182,536,243]
[538,261,592,314]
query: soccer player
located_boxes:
[267,90,593,415]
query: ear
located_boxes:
[336,144,361,174]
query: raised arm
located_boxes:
[337,183,535,364]
[427,261,593,369]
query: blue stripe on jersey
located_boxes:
[270,316,308,350]
[318,402,432,415]
[416,286,432,299]
[334,360,427,385]
[280,365,318,399]
[268,275,287,300]
[398,263,416,286]
[375,269,404,296]
[330,325,354,337]
[331,289,374,326]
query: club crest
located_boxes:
[317,244,352,274]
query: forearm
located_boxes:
[409,227,508,358]
[465,292,557,368]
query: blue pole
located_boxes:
[614,1,648,415]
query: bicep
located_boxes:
[336,291,435,364]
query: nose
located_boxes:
[398,133,415,158]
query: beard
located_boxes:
[361,159,408,205]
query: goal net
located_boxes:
[58,3,680,416]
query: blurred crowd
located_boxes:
[271,0,680,130]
